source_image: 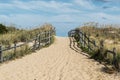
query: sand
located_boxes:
[0,36,120,80]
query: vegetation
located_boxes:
[0,23,55,63]
[3,44,31,61]
[78,22,120,53]
[0,24,8,34]
[0,23,54,47]
[71,22,120,71]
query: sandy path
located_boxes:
[0,36,120,80]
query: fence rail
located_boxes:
[0,28,55,63]
[68,29,120,72]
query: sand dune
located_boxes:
[0,36,120,80]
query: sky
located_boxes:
[0,0,120,36]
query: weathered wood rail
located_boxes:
[68,29,120,72]
[0,28,55,63]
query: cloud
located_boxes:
[73,0,96,9]
[0,0,81,14]
[95,0,112,3]
[93,0,119,3]
[102,6,111,9]
[106,6,120,11]
[102,17,107,20]
[101,5,120,12]
[87,12,120,24]
[0,2,14,9]
[0,0,120,28]
[0,12,120,29]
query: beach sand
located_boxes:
[0,36,120,80]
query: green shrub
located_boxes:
[0,24,8,34]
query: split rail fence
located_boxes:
[68,29,120,72]
[0,28,55,63]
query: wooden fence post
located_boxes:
[54,27,56,35]
[99,40,104,61]
[100,40,104,50]
[0,45,3,62]
[84,33,87,48]
[41,32,43,44]
[38,34,41,48]
[112,48,120,71]
[33,38,37,51]
[14,42,17,56]
[82,33,84,47]
[48,31,50,44]
[93,40,96,46]
[79,32,82,45]
[45,31,47,43]
[93,40,97,50]
[83,33,85,47]
[113,48,116,58]
[47,31,49,44]
[48,30,51,44]
[88,37,90,51]
[35,38,37,49]
[46,31,48,44]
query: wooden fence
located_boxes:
[0,28,55,63]
[68,29,120,72]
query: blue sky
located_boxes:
[0,0,120,36]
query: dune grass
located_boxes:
[0,24,54,47]
[79,24,120,54]
[0,23,55,63]
[74,23,120,70]
[3,44,31,61]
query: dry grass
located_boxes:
[79,25,120,54]
[104,40,120,54]
[76,24,120,68]
[0,23,55,63]
[0,23,54,47]
[89,36,120,53]
[2,44,31,61]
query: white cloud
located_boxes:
[0,15,8,19]
[107,6,120,11]
[0,2,14,9]
[0,0,119,28]
[0,0,81,14]
[73,0,96,9]
[86,12,120,24]
[0,11,120,27]
[0,14,46,27]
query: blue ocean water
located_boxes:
[52,22,81,37]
